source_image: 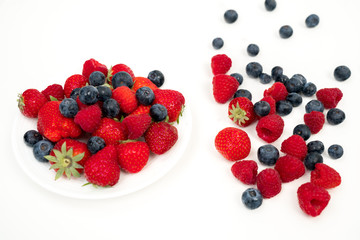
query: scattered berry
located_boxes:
[228,97,256,127]
[263,82,288,102]
[271,66,283,81]
[326,108,345,125]
[293,124,311,141]
[305,14,320,28]
[274,155,305,183]
[211,54,232,75]
[212,37,224,50]
[291,74,307,87]
[231,160,258,185]
[307,140,325,154]
[264,0,277,11]
[297,182,330,217]
[256,168,282,198]
[234,89,252,101]
[285,77,303,93]
[257,144,279,166]
[247,44,260,56]
[59,98,79,118]
[276,100,293,116]
[224,9,238,23]
[328,144,344,159]
[260,96,276,115]
[286,93,302,107]
[304,111,325,134]
[87,136,106,154]
[24,130,43,147]
[230,73,243,85]
[259,73,272,84]
[281,135,308,160]
[212,74,240,103]
[242,188,263,210]
[147,70,165,87]
[304,152,323,170]
[253,101,271,117]
[256,114,284,143]
[246,62,263,78]
[279,25,293,38]
[316,88,343,109]
[334,65,351,81]
[311,163,341,189]
[302,82,317,97]
[305,100,324,113]
[275,74,289,84]
[33,140,53,162]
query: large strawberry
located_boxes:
[112,86,138,114]
[92,118,127,145]
[64,74,88,98]
[228,97,256,127]
[117,141,150,173]
[82,58,108,79]
[153,89,185,123]
[17,89,48,118]
[144,122,178,155]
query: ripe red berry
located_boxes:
[256,114,284,143]
[297,182,330,217]
[281,135,308,160]
[304,111,325,134]
[231,160,258,185]
[311,163,341,189]
[74,104,102,133]
[17,89,48,118]
[228,97,256,127]
[41,84,65,101]
[256,168,282,198]
[212,74,239,104]
[211,54,232,75]
[263,82,288,102]
[316,88,343,109]
[274,155,305,183]
[260,96,276,115]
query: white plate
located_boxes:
[12,107,192,199]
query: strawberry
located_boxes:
[228,97,256,127]
[64,74,88,98]
[316,88,343,109]
[132,77,158,92]
[122,113,152,139]
[84,145,120,187]
[37,101,82,142]
[112,86,138,114]
[74,104,102,133]
[144,122,178,155]
[116,141,150,173]
[129,105,151,116]
[212,74,239,104]
[92,118,128,145]
[263,82,288,102]
[17,89,47,118]
[82,58,108,79]
[41,84,65,101]
[107,63,135,83]
[211,54,232,75]
[153,89,185,123]
[304,111,325,134]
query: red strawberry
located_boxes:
[256,114,284,143]
[122,113,152,139]
[64,74,88,98]
[132,77,158,92]
[112,86,138,114]
[311,163,341,189]
[37,101,82,142]
[17,89,47,118]
[153,89,185,123]
[144,122,178,155]
[41,84,65,101]
[74,104,102,133]
[108,63,135,83]
[231,160,258,185]
[214,127,251,161]
[129,105,151,116]
[256,168,282,198]
[92,118,127,145]
[84,145,120,187]
[212,74,239,104]
[116,141,150,173]
[260,96,276,115]
[211,54,232,75]
[304,111,325,134]
[274,155,305,183]
[82,58,108,79]
[316,88,343,109]
[263,82,288,102]
[281,135,308,160]
[228,97,256,127]
[297,182,330,217]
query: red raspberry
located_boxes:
[281,135,307,160]
[304,111,325,134]
[316,88,343,109]
[231,160,258,185]
[311,163,341,189]
[211,54,232,75]
[41,84,65,101]
[74,104,102,133]
[260,96,276,115]
[256,168,282,198]
[212,74,239,103]
[256,114,284,143]
[263,82,288,102]
[274,155,305,183]
[297,182,330,217]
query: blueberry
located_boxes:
[233,89,252,101]
[148,70,165,87]
[257,144,279,166]
[254,101,271,117]
[328,144,344,159]
[305,100,324,113]
[293,124,311,141]
[334,65,351,81]
[271,66,283,81]
[305,14,320,28]
[264,0,277,11]
[291,74,307,88]
[87,136,106,154]
[275,74,289,85]
[224,9,238,23]
[97,85,112,102]
[24,130,43,147]
[230,73,243,85]
[212,37,224,50]
[276,100,292,116]
[247,44,260,56]
[285,77,303,93]
[242,188,263,210]
[150,104,168,121]
[304,152,323,171]
[246,62,263,78]
[326,108,345,125]
[286,93,302,107]
[302,82,317,97]
[279,25,293,39]
[112,71,133,89]
[307,140,324,154]
[259,73,272,84]
[136,87,155,106]
[79,85,99,105]
[70,88,81,100]
[33,140,54,162]
[89,71,106,86]
[102,98,120,118]
[59,98,79,118]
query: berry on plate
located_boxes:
[92,118,128,145]
[82,58,108,79]
[112,86,138,114]
[147,70,165,88]
[41,84,64,101]
[64,74,88,98]
[334,65,351,81]
[33,139,54,162]
[153,89,185,123]
[18,89,48,118]
[304,152,323,170]
[74,104,102,133]
[117,141,150,173]
[144,122,178,155]
[24,130,43,147]
[122,113,152,140]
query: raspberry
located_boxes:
[297,182,330,217]
[281,135,307,160]
[256,114,284,143]
[263,82,288,102]
[211,54,232,75]
[316,88,343,109]
[74,104,102,133]
[212,74,239,103]
[256,168,282,198]
[231,160,258,185]
[304,111,325,134]
[311,163,341,189]
[41,84,65,101]
[274,155,305,183]
[260,96,276,115]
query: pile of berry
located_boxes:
[18,58,185,187]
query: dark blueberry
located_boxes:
[87,136,106,154]
[275,74,289,84]
[334,65,351,81]
[304,152,323,170]
[230,73,243,85]
[112,71,133,89]
[254,101,271,117]
[264,0,277,11]
[271,66,283,80]
[79,85,99,105]
[59,98,79,118]
[307,140,324,154]
[293,124,311,141]
[97,85,112,102]
[326,108,345,125]
[70,88,81,100]
[24,130,43,147]
[136,87,155,106]
[212,37,224,50]
[102,98,120,118]
[279,25,293,39]
[89,71,106,86]
[259,73,272,84]
[328,144,344,159]
[150,104,168,122]
[233,89,252,101]
[305,14,320,28]
[224,9,238,23]
[305,100,324,113]
[148,70,165,87]
[242,188,263,210]
[291,74,307,88]
[257,144,279,166]
[276,100,292,116]
[285,77,303,93]
[246,62,263,78]
[33,140,54,162]
[286,93,302,107]
[302,82,317,97]
[247,44,260,56]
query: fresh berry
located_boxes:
[17,89,47,118]
[276,100,293,116]
[293,124,311,141]
[305,14,320,28]
[41,84,65,101]
[231,160,258,185]
[246,62,263,78]
[74,104,102,133]
[305,100,324,113]
[247,44,260,56]
[87,136,106,154]
[96,85,112,102]
[326,108,345,125]
[274,155,305,183]
[153,89,185,122]
[136,87,155,106]
[307,140,325,154]
[92,118,127,145]
[224,9,238,23]
[214,127,251,161]
[102,98,120,118]
[256,114,284,143]
[24,130,43,147]
[79,85,99,105]
[291,74,307,87]
[234,89,252,101]
[275,74,289,84]
[130,105,151,116]
[122,113,152,140]
[302,82,317,97]
[212,37,224,50]
[257,144,279,166]
[286,93,302,107]
[59,98,79,118]
[271,66,283,81]
[89,71,106,86]
[334,65,351,81]
[328,144,344,159]
[260,96,276,115]
[285,77,303,93]
[212,74,239,103]
[311,163,341,189]
[64,74,88,98]
[132,77,158,92]
[242,188,263,210]
[230,73,243,85]
[281,135,307,160]
[112,86,138,114]
[259,73,272,84]
[264,0,277,11]
[228,97,256,127]
[256,168,282,198]
[70,88,81,100]
[304,152,323,170]
[150,104,168,121]
[33,140,54,162]
[147,70,165,87]
[316,88,343,109]
[82,58,108,79]
[117,141,150,173]
[144,122,178,155]
[263,82,288,102]
[253,101,271,117]
[112,71,134,89]
[297,182,330,217]
[279,25,293,38]
[211,54,232,75]
[108,63,135,82]
[304,111,325,134]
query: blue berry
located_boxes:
[87,136,106,154]
[334,65,351,81]
[150,104,168,121]
[259,73,272,84]
[305,14,320,28]
[254,101,271,117]
[307,140,324,154]
[247,44,260,56]
[286,93,302,107]
[24,130,43,147]
[246,62,263,78]
[302,82,317,97]
[291,74,307,88]
[328,144,344,159]
[264,0,277,11]
[59,98,79,118]
[224,9,238,23]
[279,25,293,38]
[242,188,263,210]
[89,71,106,86]
[70,88,81,100]
[275,74,289,84]
[271,66,283,80]
[230,73,243,85]
[102,98,120,118]
[257,144,279,166]
[97,85,112,102]
[33,140,54,162]
[148,70,165,87]
[276,100,292,116]
[304,152,323,171]
[326,108,345,125]
[293,124,311,141]
[212,37,224,50]
[234,89,252,101]
[112,71,133,89]
[285,77,303,93]
[136,87,155,106]
[305,100,324,113]
[79,85,99,105]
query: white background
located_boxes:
[1,0,359,239]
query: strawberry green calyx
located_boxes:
[229,102,249,126]
[17,94,25,111]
